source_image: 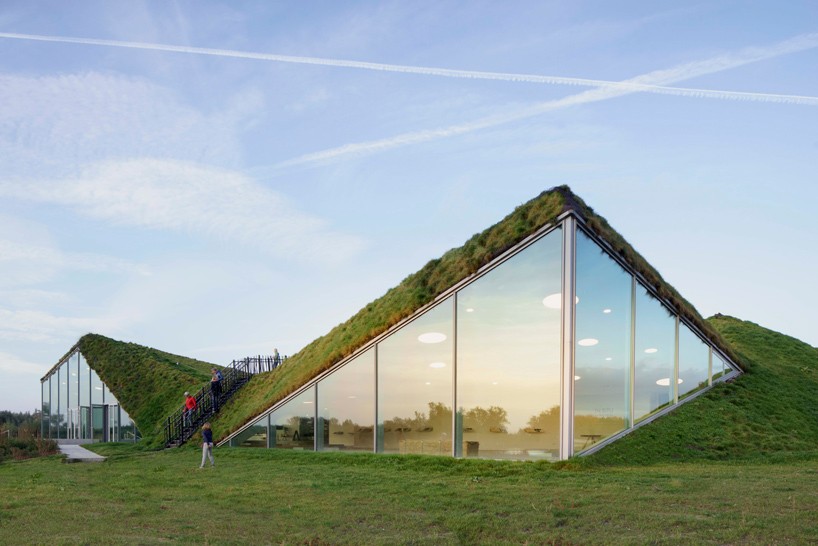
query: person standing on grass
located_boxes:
[184,391,197,428]
[200,422,215,468]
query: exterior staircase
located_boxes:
[163,354,286,448]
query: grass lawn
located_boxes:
[2,444,818,545]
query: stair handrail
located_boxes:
[163,354,288,447]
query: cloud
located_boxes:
[271,31,818,169]
[0,308,99,343]
[0,70,251,177]
[1,31,816,105]
[0,158,365,263]
[0,351,49,376]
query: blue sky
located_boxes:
[1,1,816,412]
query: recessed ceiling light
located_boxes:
[644,348,658,354]
[542,294,580,309]
[492,381,498,385]
[578,338,599,347]
[605,357,612,361]
[425,382,431,385]
[465,308,475,313]
[574,375,581,381]
[303,400,313,404]
[655,378,684,386]
[603,308,612,314]
[418,332,447,344]
[429,362,446,369]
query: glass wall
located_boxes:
[456,229,563,460]
[231,415,269,447]
[318,348,374,452]
[573,230,631,452]
[269,387,315,450]
[678,323,710,399]
[223,219,740,459]
[39,348,139,442]
[378,300,453,455]
[634,287,677,421]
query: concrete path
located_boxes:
[58,443,107,463]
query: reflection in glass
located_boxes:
[232,415,269,447]
[712,352,727,381]
[68,355,79,439]
[378,300,453,455]
[91,370,104,440]
[457,230,563,460]
[318,349,374,452]
[50,375,58,437]
[269,387,316,450]
[634,286,676,421]
[574,230,631,452]
[58,364,68,438]
[41,380,49,437]
[678,324,710,399]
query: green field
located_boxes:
[1,445,817,545]
[4,315,817,544]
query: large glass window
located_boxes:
[378,300,453,455]
[50,375,58,438]
[269,387,315,450]
[91,370,104,440]
[58,364,68,438]
[573,230,631,452]
[68,354,79,439]
[634,286,676,421]
[456,229,563,461]
[712,352,727,381]
[678,323,710,399]
[318,348,374,452]
[41,380,49,438]
[231,415,269,447]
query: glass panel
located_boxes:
[81,406,90,440]
[573,230,631,452]
[711,351,727,381]
[634,286,676,421]
[269,387,315,450]
[91,369,103,404]
[41,379,50,438]
[68,354,79,439]
[120,406,137,442]
[456,229,563,461]
[231,415,269,447]
[50,375,58,438]
[378,299,453,456]
[109,405,120,442]
[58,364,68,439]
[318,348,374,452]
[92,405,104,441]
[79,355,90,438]
[678,324,710,399]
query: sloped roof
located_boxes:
[43,333,218,446]
[213,185,743,441]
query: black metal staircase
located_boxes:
[163,354,287,448]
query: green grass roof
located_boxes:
[212,185,742,442]
[72,333,218,446]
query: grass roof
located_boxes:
[212,185,742,442]
[75,333,218,447]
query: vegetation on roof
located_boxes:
[77,333,217,446]
[585,315,818,465]
[212,186,740,442]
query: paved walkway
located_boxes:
[58,443,107,463]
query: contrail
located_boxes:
[1,31,817,105]
[273,32,818,169]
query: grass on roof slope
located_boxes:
[586,315,818,466]
[211,186,737,442]
[78,333,217,447]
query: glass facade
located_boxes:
[574,230,631,451]
[319,348,374,452]
[39,347,139,443]
[378,300,453,456]
[634,286,677,422]
[456,229,562,460]
[226,219,740,460]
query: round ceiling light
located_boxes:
[644,348,658,354]
[418,332,447,344]
[578,338,599,347]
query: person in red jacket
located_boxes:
[184,391,197,428]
